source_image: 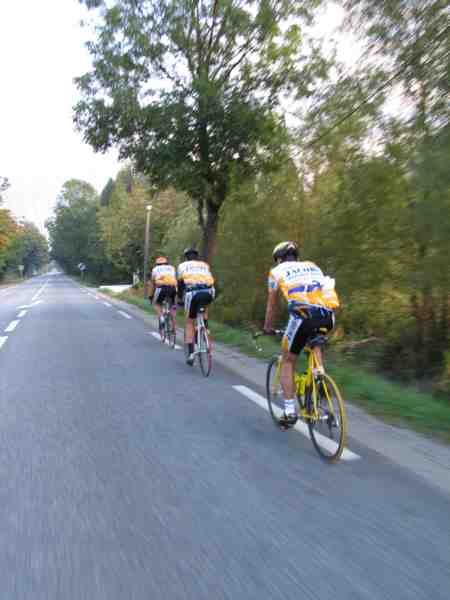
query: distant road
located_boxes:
[0,274,448,599]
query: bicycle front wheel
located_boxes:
[307,374,347,462]
[198,327,212,377]
[265,355,285,429]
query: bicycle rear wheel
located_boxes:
[198,327,212,377]
[265,355,286,429]
[307,374,347,462]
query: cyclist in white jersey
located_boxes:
[177,247,215,365]
[263,241,339,425]
[149,256,178,331]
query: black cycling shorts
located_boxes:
[153,285,176,306]
[284,308,334,355]
[185,288,214,319]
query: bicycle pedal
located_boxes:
[279,414,298,429]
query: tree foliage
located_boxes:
[47,179,114,280]
[5,222,49,277]
[74,0,325,258]
[0,176,48,279]
[0,208,18,277]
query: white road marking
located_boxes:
[17,300,43,309]
[233,385,360,461]
[31,279,49,302]
[149,331,182,350]
[117,310,132,320]
[5,320,19,333]
[18,310,27,318]
[0,337,7,349]
[103,302,112,307]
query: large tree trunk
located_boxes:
[201,202,219,263]
[195,193,221,263]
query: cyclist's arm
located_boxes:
[264,288,278,332]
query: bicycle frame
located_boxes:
[194,309,207,355]
[272,344,336,422]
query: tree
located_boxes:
[98,167,189,275]
[74,0,325,259]
[100,178,115,207]
[343,0,450,376]
[47,180,103,276]
[97,168,151,275]
[6,222,49,276]
[0,208,18,278]
[343,0,449,131]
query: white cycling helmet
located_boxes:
[272,241,299,262]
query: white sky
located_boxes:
[0,1,119,234]
[0,1,358,236]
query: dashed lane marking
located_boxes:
[17,300,43,309]
[5,320,19,333]
[232,385,360,461]
[149,331,182,350]
[31,279,49,302]
[117,310,132,320]
[103,302,112,307]
[0,337,7,349]
[18,310,27,318]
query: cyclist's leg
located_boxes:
[280,314,303,421]
[184,291,195,342]
[159,293,168,328]
[153,288,164,322]
[185,291,212,359]
[184,291,196,363]
[201,291,214,333]
[280,350,297,400]
[168,287,177,330]
[202,287,214,331]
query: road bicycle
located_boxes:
[184,306,212,377]
[159,298,176,349]
[255,329,347,462]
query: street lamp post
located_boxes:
[143,204,152,299]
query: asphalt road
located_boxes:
[0,274,449,599]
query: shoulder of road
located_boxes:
[82,282,450,497]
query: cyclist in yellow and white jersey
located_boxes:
[149,256,178,331]
[263,241,339,425]
[177,247,215,365]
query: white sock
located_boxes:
[284,399,296,416]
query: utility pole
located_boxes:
[143,204,152,299]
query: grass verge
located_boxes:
[101,287,450,445]
[0,277,25,288]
